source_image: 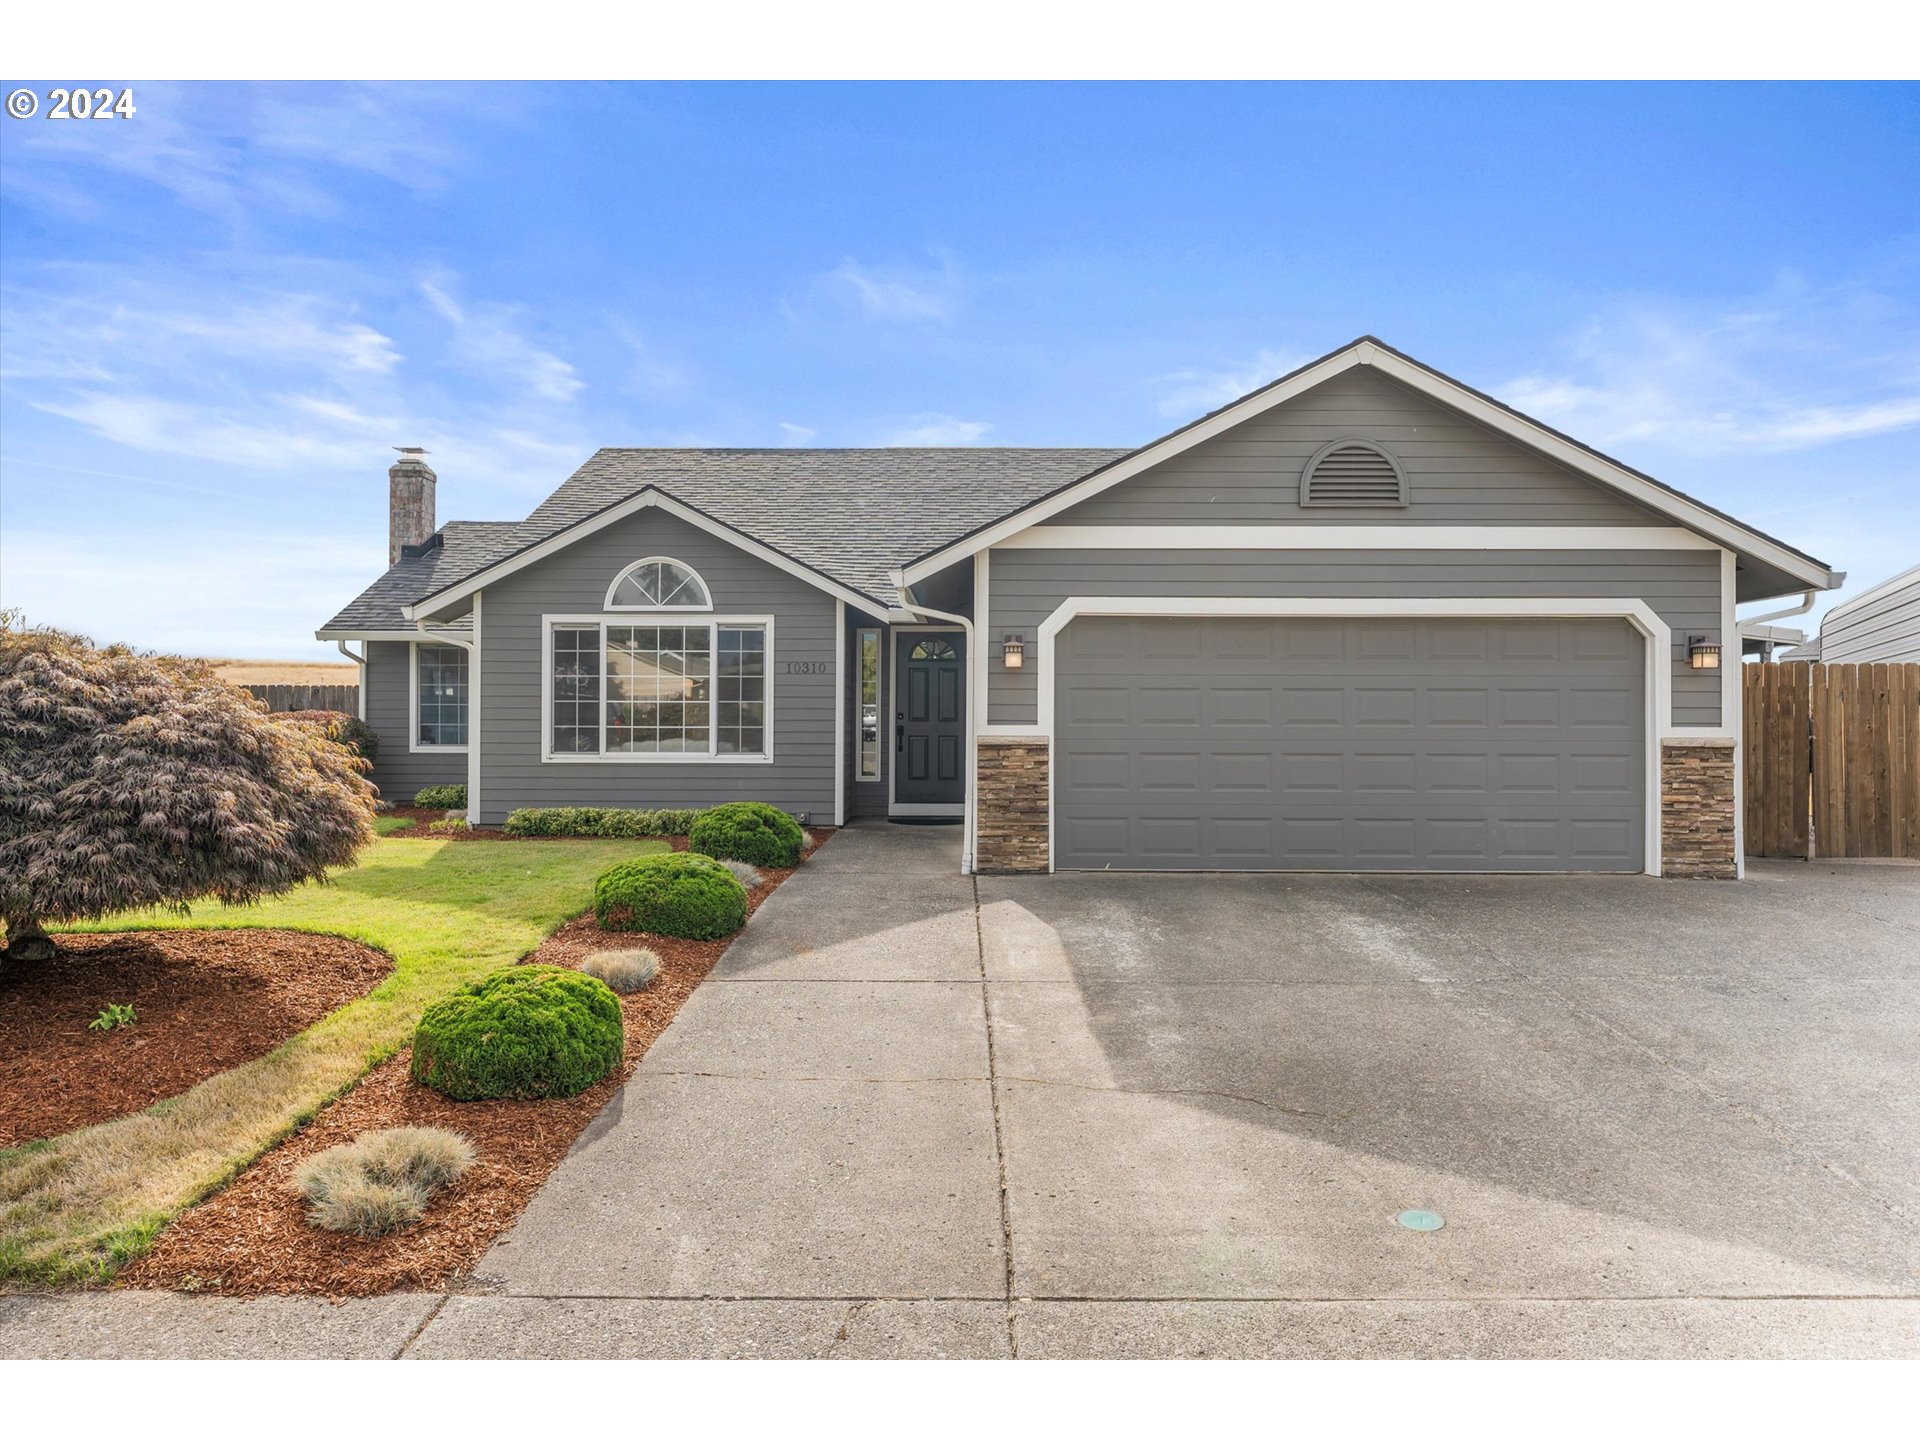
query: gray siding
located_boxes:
[986,548,1723,729]
[364,640,468,802]
[475,509,839,825]
[1057,367,1666,527]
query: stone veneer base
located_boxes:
[975,738,1050,874]
[1661,737,1738,879]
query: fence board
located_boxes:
[244,683,360,714]
[1746,661,1920,859]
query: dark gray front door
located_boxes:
[896,631,965,806]
[1054,615,1645,872]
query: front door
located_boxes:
[894,631,965,809]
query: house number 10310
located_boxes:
[782,660,831,675]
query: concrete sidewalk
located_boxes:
[5,831,1917,1359]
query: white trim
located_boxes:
[895,340,1838,592]
[603,555,714,612]
[996,525,1722,551]
[886,623,968,830]
[466,593,483,824]
[1031,595,1673,877]
[538,612,777,764]
[854,624,884,782]
[407,638,471,755]
[1723,550,1744,879]
[833,599,846,827]
[404,488,879,619]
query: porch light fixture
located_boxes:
[1000,635,1026,670]
[1687,635,1722,670]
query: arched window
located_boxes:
[605,556,713,610]
[1300,439,1409,508]
[910,637,959,661]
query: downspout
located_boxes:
[1739,590,1817,628]
[333,640,367,721]
[889,583,977,876]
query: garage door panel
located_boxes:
[1055,616,1644,872]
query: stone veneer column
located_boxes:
[1661,737,1738,879]
[975,737,1050,873]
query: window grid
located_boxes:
[608,625,711,753]
[416,644,469,747]
[547,619,770,760]
[609,558,711,609]
[550,626,601,753]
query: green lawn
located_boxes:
[0,833,666,1287]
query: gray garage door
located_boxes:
[1054,615,1645,872]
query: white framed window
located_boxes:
[411,642,469,751]
[605,556,713,611]
[542,615,773,762]
[857,627,881,779]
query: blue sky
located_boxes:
[2,81,1915,658]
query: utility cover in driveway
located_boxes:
[1053,615,1644,872]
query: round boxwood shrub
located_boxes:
[594,852,748,940]
[411,966,623,1100]
[688,801,806,868]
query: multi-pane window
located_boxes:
[857,628,881,778]
[415,644,469,747]
[608,625,711,753]
[609,558,711,609]
[549,620,767,759]
[716,626,767,756]
[550,626,601,753]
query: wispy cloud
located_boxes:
[777,422,817,446]
[420,274,583,403]
[1500,287,1920,454]
[1149,347,1310,418]
[821,251,963,323]
[880,413,991,445]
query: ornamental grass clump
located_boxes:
[579,946,659,994]
[720,858,764,889]
[411,966,624,1100]
[688,801,805,868]
[593,852,748,940]
[291,1126,474,1237]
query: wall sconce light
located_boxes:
[1001,635,1026,670]
[1687,635,1722,670]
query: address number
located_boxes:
[782,661,831,675]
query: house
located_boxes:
[1775,564,1920,664]
[319,336,1843,880]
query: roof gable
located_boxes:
[894,337,1840,593]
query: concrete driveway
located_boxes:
[7,827,1916,1358]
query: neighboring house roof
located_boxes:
[894,336,1842,596]
[320,336,1844,637]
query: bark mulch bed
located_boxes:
[116,831,828,1297]
[0,930,392,1149]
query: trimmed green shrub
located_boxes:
[413,784,467,809]
[580,947,659,994]
[594,852,748,940]
[411,966,624,1100]
[428,812,469,834]
[291,1126,475,1236]
[689,802,805,868]
[503,806,702,838]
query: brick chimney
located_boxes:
[388,447,437,566]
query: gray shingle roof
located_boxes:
[321,448,1126,630]
[319,520,523,631]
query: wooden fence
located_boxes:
[245,683,360,715]
[1744,662,1920,859]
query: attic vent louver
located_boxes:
[1301,440,1408,508]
